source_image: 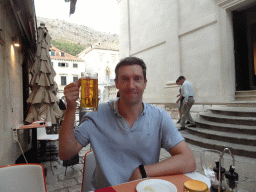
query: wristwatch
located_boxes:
[139,164,147,178]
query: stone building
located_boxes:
[0,0,37,165]
[50,46,85,99]
[118,0,256,113]
[77,42,120,102]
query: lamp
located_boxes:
[12,36,20,47]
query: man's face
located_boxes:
[179,79,184,85]
[115,65,147,104]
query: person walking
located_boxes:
[177,76,196,130]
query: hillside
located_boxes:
[37,17,119,48]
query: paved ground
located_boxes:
[43,119,256,192]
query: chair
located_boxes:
[0,163,47,192]
[37,127,59,173]
[81,150,96,192]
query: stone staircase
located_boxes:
[182,91,256,158]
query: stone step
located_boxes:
[199,112,256,126]
[194,117,256,135]
[235,95,256,101]
[227,101,256,107]
[209,107,256,117]
[235,90,256,96]
[181,131,256,158]
[186,126,256,146]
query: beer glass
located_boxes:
[81,72,98,112]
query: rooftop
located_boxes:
[50,46,84,62]
[77,41,119,57]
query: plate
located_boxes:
[136,179,177,192]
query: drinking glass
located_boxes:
[200,149,224,192]
[80,72,98,112]
[200,149,223,179]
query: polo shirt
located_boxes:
[74,100,184,190]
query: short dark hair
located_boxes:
[115,57,147,80]
[176,76,186,82]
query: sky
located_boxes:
[34,0,120,34]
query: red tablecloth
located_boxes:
[95,174,193,192]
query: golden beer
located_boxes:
[81,72,98,111]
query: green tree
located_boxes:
[51,40,86,56]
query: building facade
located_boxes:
[118,0,256,112]
[77,42,120,102]
[50,46,85,99]
[0,0,37,165]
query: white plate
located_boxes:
[136,179,177,192]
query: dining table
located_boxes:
[93,172,210,192]
[16,121,51,163]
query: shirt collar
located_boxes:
[111,99,146,117]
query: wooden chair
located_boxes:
[0,163,47,192]
[81,150,96,192]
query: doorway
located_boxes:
[233,4,256,90]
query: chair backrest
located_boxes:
[0,163,47,192]
[81,150,96,192]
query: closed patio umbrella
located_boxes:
[25,23,63,125]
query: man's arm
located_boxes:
[129,141,196,181]
[176,93,183,103]
[59,80,83,160]
[182,83,189,104]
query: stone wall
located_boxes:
[0,1,30,166]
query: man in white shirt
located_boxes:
[177,76,196,130]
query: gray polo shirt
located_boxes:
[74,100,184,190]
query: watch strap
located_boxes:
[139,164,147,178]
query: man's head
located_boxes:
[114,57,147,104]
[176,76,186,85]
[115,57,147,80]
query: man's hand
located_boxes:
[129,167,142,182]
[64,79,81,109]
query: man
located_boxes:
[177,76,196,130]
[59,57,196,190]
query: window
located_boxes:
[111,54,116,63]
[50,51,56,56]
[99,53,104,62]
[106,66,110,81]
[73,63,78,68]
[61,76,67,85]
[60,51,65,57]
[73,76,78,82]
[58,63,69,67]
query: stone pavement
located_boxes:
[43,119,256,192]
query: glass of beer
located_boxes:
[81,72,98,112]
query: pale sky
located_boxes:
[34,0,120,34]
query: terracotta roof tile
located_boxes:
[50,46,83,61]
